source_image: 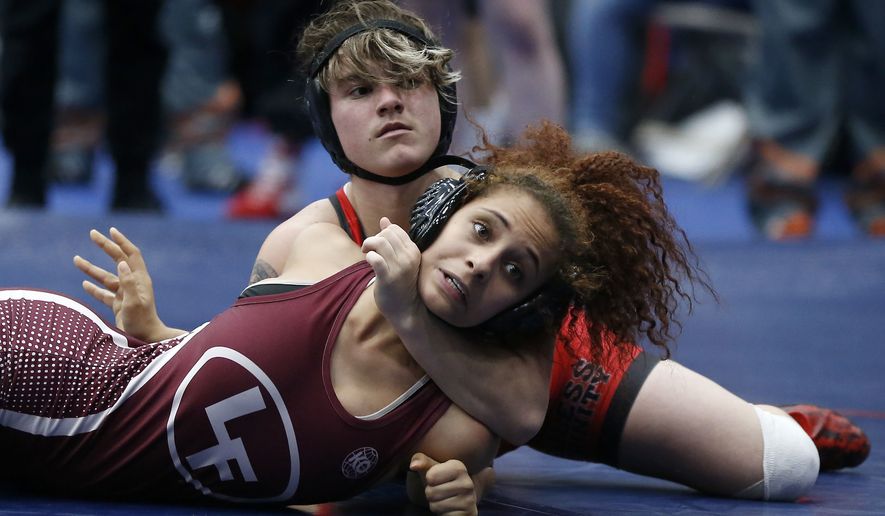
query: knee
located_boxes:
[736,405,819,501]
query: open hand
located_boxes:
[73,227,168,341]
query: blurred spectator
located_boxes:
[565,0,753,181]
[1,0,167,211]
[50,0,105,185]
[159,0,243,193]
[49,0,242,194]
[745,0,885,239]
[220,0,326,219]
[401,0,567,153]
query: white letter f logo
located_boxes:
[185,387,266,482]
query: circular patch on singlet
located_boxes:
[168,347,300,503]
[341,447,379,480]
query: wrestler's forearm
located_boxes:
[395,308,553,445]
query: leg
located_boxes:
[103,0,167,210]
[617,360,765,494]
[525,314,854,500]
[52,0,106,184]
[781,403,871,470]
[620,361,820,500]
[744,0,839,239]
[745,0,840,164]
[222,0,325,218]
[0,0,61,206]
[159,0,241,193]
[565,0,657,152]
[481,0,567,143]
[842,0,885,235]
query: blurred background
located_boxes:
[0,0,882,241]
[0,2,883,514]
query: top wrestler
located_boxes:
[74,0,867,504]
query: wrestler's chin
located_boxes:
[418,282,470,328]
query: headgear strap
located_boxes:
[309,20,433,78]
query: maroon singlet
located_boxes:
[0,262,450,504]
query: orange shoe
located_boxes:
[746,143,819,240]
[783,404,871,470]
[844,169,885,237]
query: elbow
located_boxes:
[505,404,547,446]
[501,371,550,445]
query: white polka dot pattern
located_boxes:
[0,296,181,418]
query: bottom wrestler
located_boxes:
[4,157,620,513]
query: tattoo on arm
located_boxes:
[249,259,279,284]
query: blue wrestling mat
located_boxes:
[0,128,883,515]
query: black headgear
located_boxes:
[408,156,487,251]
[408,159,570,336]
[305,19,458,185]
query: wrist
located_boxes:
[389,303,433,340]
[145,316,184,342]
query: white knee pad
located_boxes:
[737,405,820,501]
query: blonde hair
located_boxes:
[298,0,460,104]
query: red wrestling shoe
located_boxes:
[783,404,871,470]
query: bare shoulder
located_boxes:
[268,198,339,242]
[276,222,364,282]
[253,198,341,282]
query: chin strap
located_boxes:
[352,154,479,185]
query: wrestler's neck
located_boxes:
[346,165,461,235]
[333,285,425,417]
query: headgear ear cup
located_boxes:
[408,178,467,251]
[481,283,571,335]
[408,165,487,250]
[305,19,458,184]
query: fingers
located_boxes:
[418,458,477,515]
[81,280,116,308]
[116,260,140,309]
[384,221,418,251]
[364,250,388,280]
[90,229,126,263]
[361,222,418,264]
[73,255,119,291]
[412,454,466,489]
[117,260,132,284]
[410,453,436,478]
[89,227,146,270]
[108,227,147,270]
[362,234,397,265]
[424,460,466,488]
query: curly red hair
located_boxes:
[473,122,715,359]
